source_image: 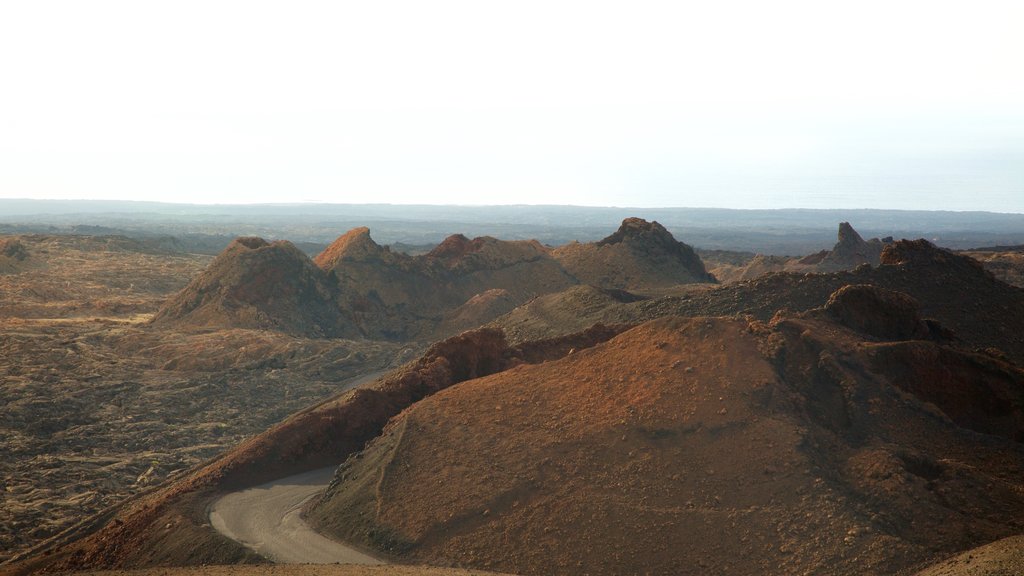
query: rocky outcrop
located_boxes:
[822,284,932,341]
[552,218,715,290]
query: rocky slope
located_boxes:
[151,237,357,338]
[310,289,1024,575]
[961,246,1024,288]
[494,239,1024,366]
[2,325,626,574]
[552,218,714,290]
[313,228,578,340]
[153,220,713,340]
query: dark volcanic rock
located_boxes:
[823,284,931,341]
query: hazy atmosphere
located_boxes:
[1,1,1022,211]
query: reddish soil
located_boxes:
[309,299,1024,575]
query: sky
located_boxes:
[1,1,1022,212]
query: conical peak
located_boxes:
[597,218,675,247]
[836,222,866,247]
[315,227,390,269]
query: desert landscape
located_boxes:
[1,211,1023,576]
[3,3,1023,574]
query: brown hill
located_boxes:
[151,237,357,338]
[552,218,714,290]
[488,284,649,343]
[309,292,1024,575]
[4,325,625,575]
[705,253,790,284]
[437,289,518,337]
[314,229,577,340]
[497,238,1024,366]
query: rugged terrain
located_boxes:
[492,239,1024,369]
[0,235,405,563]
[311,290,1024,575]
[4,223,1024,576]
[156,218,715,342]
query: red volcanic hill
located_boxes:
[309,288,1024,576]
[151,237,358,338]
[552,217,715,290]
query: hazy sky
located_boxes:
[1,1,1022,211]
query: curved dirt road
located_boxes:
[209,466,382,564]
[209,370,387,564]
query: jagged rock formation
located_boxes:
[796,222,887,272]
[552,218,715,290]
[310,297,1024,576]
[151,237,357,338]
[705,223,891,283]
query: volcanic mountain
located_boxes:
[314,228,577,339]
[552,217,714,290]
[309,287,1024,576]
[495,238,1024,366]
[154,220,710,340]
[151,237,357,338]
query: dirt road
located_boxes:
[208,370,388,564]
[209,466,383,564]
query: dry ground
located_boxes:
[0,235,407,562]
